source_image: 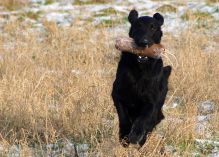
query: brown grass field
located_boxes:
[0,5,219,156]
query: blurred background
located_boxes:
[0,0,218,156]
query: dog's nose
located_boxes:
[139,39,149,47]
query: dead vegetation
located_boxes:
[0,0,29,10]
[0,14,218,156]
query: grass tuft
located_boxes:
[181,10,214,21]
[73,0,113,5]
[0,0,29,10]
[156,4,177,13]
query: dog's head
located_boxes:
[128,10,164,48]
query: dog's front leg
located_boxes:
[115,102,132,147]
[128,106,156,146]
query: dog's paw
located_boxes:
[128,132,144,145]
[129,143,141,150]
[120,136,130,148]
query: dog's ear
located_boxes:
[128,9,138,24]
[153,13,164,26]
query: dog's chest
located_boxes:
[134,76,160,94]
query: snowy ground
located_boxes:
[1,0,218,53]
[0,0,218,32]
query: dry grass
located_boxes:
[0,0,29,10]
[74,0,115,5]
[0,18,218,156]
[207,0,219,3]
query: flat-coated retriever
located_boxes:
[112,10,172,147]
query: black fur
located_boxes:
[112,10,172,147]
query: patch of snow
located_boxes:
[195,139,219,156]
[195,139,219,147]
[187,2,197,9]
[95,16,111,21]
[191,152,201,157]
[198,101,215,115]
[39,2,60,10]
[162,13,188,35]
[30,0,45,4]
[8,145,21,157]
[127,0,141,3]
[46,143,58,150]
[163,96,183,109]
[44,12,74,26]
[77,144,89,152]
[164,145,177,153]
[199,5,218,14]
[63,142,89,157]
[188,2,206,10]
[85,5,110,12]
[32,3,75,12]
[208,153,219,157]
[212,12,219,20]
[197,115,211,123]
[195,122,212,138]
[113,6,129,13]
[135,1,158,11]
[178,6,187,16]
[63,142,76,156]
[93,16,112,25]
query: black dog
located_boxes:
[112,10,172,147]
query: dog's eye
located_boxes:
[136,22,143,28]
[151,24,156,31]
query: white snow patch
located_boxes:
[8,145,20,157]
[199,5,218,13]
[113,5,129,13]
[44,12,74,26]
[212,12,219,20]
[135,1,158,11]
[93,16,112,25]
[30,0,45,4]
[195,139,219,147]
[85,5,110,12]
[33,3,75,12]
[162,13,188,35]
[197,115,211,123]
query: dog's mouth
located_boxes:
[138,43,163,60]
[136,42,151,49]
[138,43,149,48]
[152,48,162,59]
[135,39,153,49]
